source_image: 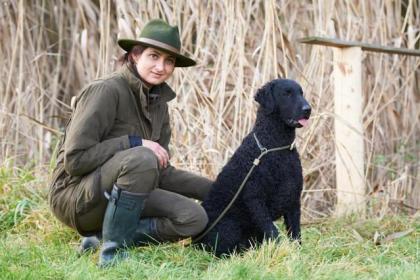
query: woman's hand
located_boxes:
[142,140,169,168]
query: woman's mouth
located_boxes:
[151,72,163,78]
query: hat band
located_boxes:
[138,37,180,54]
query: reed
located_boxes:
[0,0,418,218]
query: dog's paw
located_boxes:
[264,223,280,241]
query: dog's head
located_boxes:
[255,79,311,128]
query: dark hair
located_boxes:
[117,44,147,67]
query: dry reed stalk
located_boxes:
[0,0,418,218]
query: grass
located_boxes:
[0,165,419,280]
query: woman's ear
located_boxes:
[255,81,275,114]
[130,52,140,64]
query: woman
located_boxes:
[48,19,212,267]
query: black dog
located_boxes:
[194,79,311,256]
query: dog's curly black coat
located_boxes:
[194,79,311,257]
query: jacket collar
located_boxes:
[119,63,176,104]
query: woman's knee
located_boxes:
[175,204,208,236]
[192,205,208,235]
[116,147,159,193]
[143,189,209,238]
[121,147,158,172]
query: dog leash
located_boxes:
[192,133,296,243]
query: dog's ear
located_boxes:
[255,81,275,114]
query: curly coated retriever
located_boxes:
[193,79,311,257]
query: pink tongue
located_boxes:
[298,119,309,127]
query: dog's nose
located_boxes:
[302,104,311,118]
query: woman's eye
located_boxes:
[150,54,159,59]
[166,59,175,65]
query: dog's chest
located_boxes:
[267,151,301,175]
[262,152,303,195]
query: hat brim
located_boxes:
[118,39,196,67]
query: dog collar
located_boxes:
[253,133,296,154]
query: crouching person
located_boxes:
[48,19,212,267]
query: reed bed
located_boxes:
[0,0,419,219]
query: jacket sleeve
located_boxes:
[158,105,172,156]
[64,81,131,176]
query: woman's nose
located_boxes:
[155,59,165,71]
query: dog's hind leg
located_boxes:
[237,234,258,251]
[210,218,243,257]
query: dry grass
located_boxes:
[0,0,419,219]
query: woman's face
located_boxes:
[134,47,176,86]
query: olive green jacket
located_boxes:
[48,64,175,229]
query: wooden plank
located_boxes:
[333,47,366,216]
[299,36,420,57]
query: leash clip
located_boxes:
[253,133,267,153]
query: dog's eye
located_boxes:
[284,90,292,96]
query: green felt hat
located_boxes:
[118,19,196,67]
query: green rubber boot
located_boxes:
[133,217,162,246]
[79,234,101,255]
[98,185,149,267]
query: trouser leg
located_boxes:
[79,187,209,251]
[159,165,213,201]
[75,147,211,245]
[142,189,208,241]
[100,146,159,193]
[76,146,159,234]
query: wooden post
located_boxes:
[333,47,365,216]
[298,36,420,216]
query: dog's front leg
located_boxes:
[284,206,301,243]
[242,191,278,240]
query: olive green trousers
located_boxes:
[74,146,212,241]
